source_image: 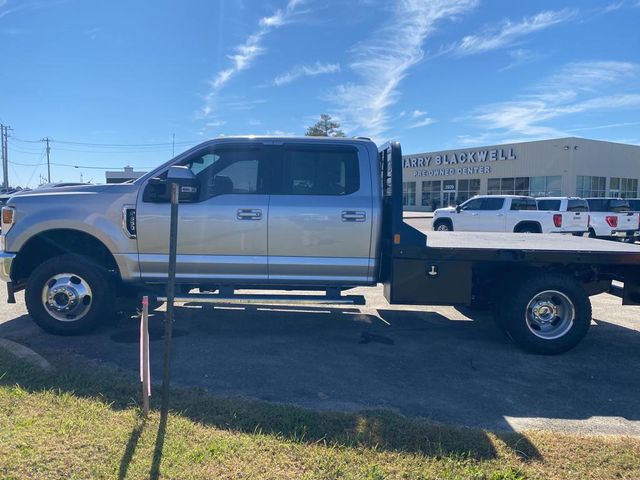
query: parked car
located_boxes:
[585,198,640,240]
[535,197,590,236]
[433,195,589,234]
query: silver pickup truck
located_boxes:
[2,136,640,355]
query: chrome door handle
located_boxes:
[470,213,478,216]
[341,210,366,222]
[237,209,262,220]
[496,213,504,216]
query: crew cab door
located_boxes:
[267,142,374,285]
[474,197,507,231]
[457,197,506,231]
[135,144,270,282]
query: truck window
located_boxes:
[480,197,505,211]
[279,146,359,195]
[460,198,483,210]
[536,199,561,211]
[143,146,265,202]
[510,198,537,211]
[608,199,630,213]
[628,199,640,212]
[567,199,589,212]
[586,199,605,212]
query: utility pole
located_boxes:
[172,133,175,157]
[0,124,10,190]
[41,137,51,183]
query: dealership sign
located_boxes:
[403,148,517,177]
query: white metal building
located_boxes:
[105,166,147,184]
[402,137,640,211]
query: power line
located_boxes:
[41,137,51,183]
[11,136,198,148]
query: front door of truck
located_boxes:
[473,197,506,231]
[136,144,270,283]
[267,143,374,285]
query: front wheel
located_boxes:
[496,273,592,355]
[25,254,116,335]
[433,220,453,231]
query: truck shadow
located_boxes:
[2,302,640,466]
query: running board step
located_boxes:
[155,293,366,305]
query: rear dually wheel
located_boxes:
[497,273,592,355]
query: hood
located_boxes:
[434,206,456,215]
[6,183,138,205]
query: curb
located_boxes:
[0,338,52,371]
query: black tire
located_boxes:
[496,273,592,355]
[588,228,597,238]
[433,220,453,232]
[25,254,115,335]
[515,224,540,234]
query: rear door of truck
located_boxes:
[267,141,375,285]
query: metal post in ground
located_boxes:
[160,182,179,421]
[141,295,150,417]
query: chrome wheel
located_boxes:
[435,223,451,231]
[41,273,93,322]
[525,290,574,340]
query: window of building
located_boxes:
[529,176,561,197]
[576,176,606,198]
[487,177,530,195]
[421,180,441,210]
[403,181,416,206]
[609,177,638,198]
[457,179,480,203]
[487,178,501,195]
[280,146,359,195]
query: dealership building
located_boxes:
[402,137,640,211]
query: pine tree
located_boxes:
[305,114,346,137]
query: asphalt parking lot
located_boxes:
[2,271,640,436]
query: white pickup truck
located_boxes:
[433,195,589,234]
[585,198,640,240]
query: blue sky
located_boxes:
[1,0,639,186]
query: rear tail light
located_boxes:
[606,215,618,228]
[553,214,562,228]
[587,214,591,227]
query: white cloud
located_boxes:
[450,9,576,56]
[412,109,428,118]
[201,0,304,117]
[331,0,479,140]
[408,117,435,128]
[463,60,640,141]
[273,62,340,86]
[500,48,543,71]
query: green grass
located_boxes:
[0,349,638,479]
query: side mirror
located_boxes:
[166,166,199,202]
[455,205,462,213]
